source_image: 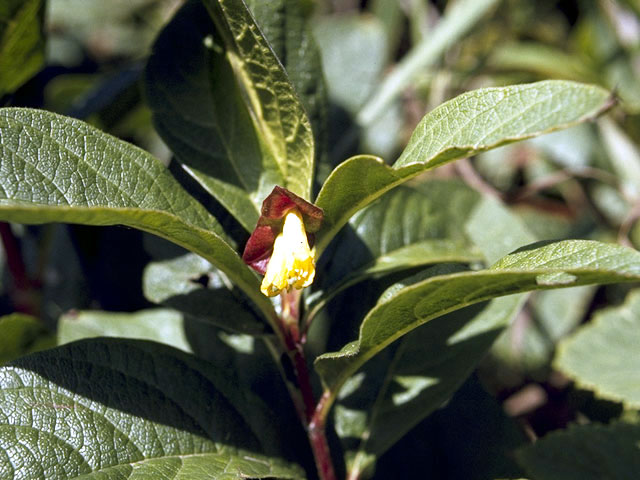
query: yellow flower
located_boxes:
[260,209,316,297]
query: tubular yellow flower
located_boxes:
[260,209,316,297]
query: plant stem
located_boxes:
[278,290,337,480]
[309,391,337,480]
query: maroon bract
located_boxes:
[242,186,324,275]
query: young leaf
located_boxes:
[202,0,315,201]
[0,108,274,321]
[0,0,45,97]
[315,81,612,253]
[143,253,267,335]
[555,288,640,408]
[315,240,640,396]
[516,422,640,480]
[0,339,305,479]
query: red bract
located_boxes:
[242,186,324,274]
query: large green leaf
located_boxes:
[244,0,328,171]
[0,0,45,97]
[315,240,640,396]
[555,288,640,408]
[145,0,275,232]
[143,253,267,335]
[516,422,640,480]
[0,339,305,479]
[337,295,526,478]
[0,108,274,322]
[202,0,315,201]
[314,81,612,254]
[146,0,326,231]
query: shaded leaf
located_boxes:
[315,81,612,253]
[202,0,315,201]
[311,180,484,313]
[313,14,389,114]
[143,253,267,335]
[0,339,305,479]
[516,422,640,480]
[245,0,328,172]
[315,240,640,395]
[339,295,526,478]
[555,288,640,408]
[374,376,527,480]
[0,108,274,321]
[145,0,280,232]
[490,286,595,380]
[58,309,192,352]
[0,0,45,96]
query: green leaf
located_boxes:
[0,339,305,479]
[312,14,389,115]
[202,0,315,201]
[516,422,640,480]
[0,0,45,96]
[315,240,640,396]
[555,288,640,408]
[338,295,526,478]
[0,314,53,364]
[58,309,192,352]
[145,0,275,232]
[315,81,612,253]
[490,286,595,379]
[464,195,537,264]
[373,376,527,480]
[0,108,274,322]
[599,117,640,201]
[310,180,484,316]
[143,253,267,335]
[244,0,328,173]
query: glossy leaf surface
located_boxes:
[143,253,266,335]
[58,309,192,352]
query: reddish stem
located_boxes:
[278,290,337,480]
[309,391,337,480]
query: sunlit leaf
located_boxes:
[315,81,612,253]
[315,240,640,396]
[0,339,306,479]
